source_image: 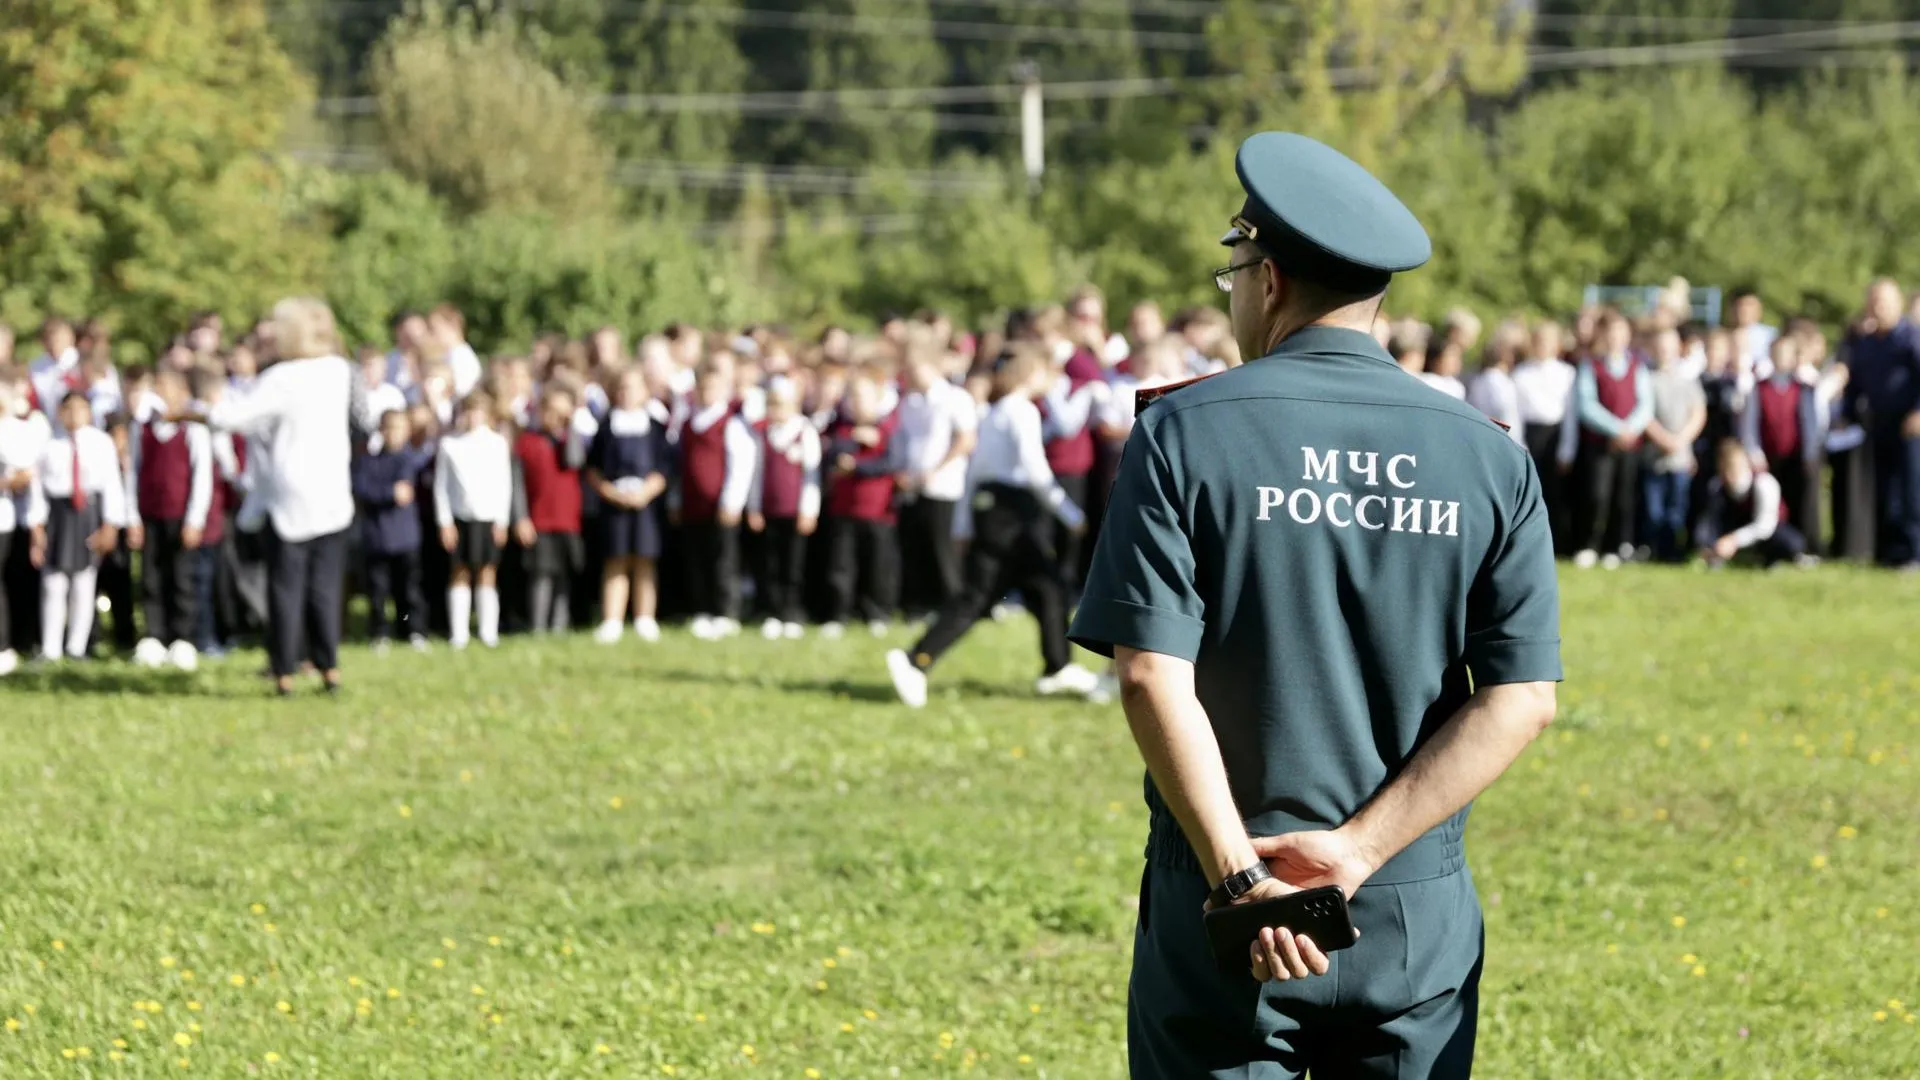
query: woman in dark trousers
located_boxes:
[885,344,1100,708]
[194,298,357,696]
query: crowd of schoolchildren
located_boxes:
[0,275,1915,687]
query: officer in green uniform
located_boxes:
[1068,132,1563,1079]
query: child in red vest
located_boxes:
[515,384,591,634]
[1695,438,1810,568]
[669,358,755,640]
[746,375,821,640]
[1741,335,1824,550]
[821,371,901,638]
[129,368,215,670]
[1569,310,1653,568]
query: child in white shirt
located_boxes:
[434,392,513,649]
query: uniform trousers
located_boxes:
[96,539,138,654]
[824,516,897,625]
[0,531,11,655]
[365,549,426,641]
[896,496,960,618]
[141,519,200,645]
[1872,435,1920,566]
[1521,421,1569,553]
[681,520,741,620]
[3,527,35,651]
[1771,455,1821,554]
[265,527,348,677]
[1129,861,1481,1080]
[1573,443,1638,555]
[758,517,809,624]
[1054,472,1091,595]
[911,485,1069,675]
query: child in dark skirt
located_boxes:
[587,367,669,644]
[515,385,592,634]
[353,408,430,652]
[26,393,127,661]
[434,392,513,650]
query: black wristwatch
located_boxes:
[1208,862,1273,907]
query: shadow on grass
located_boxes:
[5,662,228,698]
[636,666,1042,705]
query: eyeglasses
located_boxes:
[1212,258,1264,294]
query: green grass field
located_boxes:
[0,567,1915,1078]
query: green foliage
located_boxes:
[0,569,1916,1075]
[0,0,318,354]
[369,4,614,219]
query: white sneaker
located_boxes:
[1089,671,1120,705]
[714,617,741,639]
[134,637,168,668]
[868,619,889,638]
[990,603,1012,622]
[450,635,470,652]
[0,649,17,677]
[1036,663,1101,698]
[690,615,716,641]
[410,635,431,653]
[594,619,623,645]
[633,617,661,642]
[479,631,499,649]
[886,649,928,709]
[167,641,199,673]
[820,621,844,640]
[1600,553,1622,571]
[761,617,784,640]
[372,638,392,657]
[1573,549,1599,570]
[782,621,804,640]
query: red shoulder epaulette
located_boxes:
[1134,373,1220,413]
[1489,418,1512,433]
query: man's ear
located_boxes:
[1262,259,1289,316]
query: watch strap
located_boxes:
[1208,861,1273,907]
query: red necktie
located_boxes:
[71,439,87,511]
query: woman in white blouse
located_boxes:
[197,298,355,696]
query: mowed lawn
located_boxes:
[0,567,1915,1079]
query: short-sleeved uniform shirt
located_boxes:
[1070,326,1561,870]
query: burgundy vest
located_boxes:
[1584,354,1644,450]
[517,429,583,534]
[827,417,897,523]
[1756,379,1804,465]
[1042,363,1098,478]
[678,406,735,524]
[755,420,808,520]
[138,424,191,523]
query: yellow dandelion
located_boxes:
[186,1001,201,1012]
[174,1032,193,1047]
[262,923,277,934]
[1671,915,1687,929]
[594,1043,612,1055]
[741,1044,757,1057]
[660,1066,678,1077]
[109,1052,125,1062]
[836,946,852,958]
[487,936,502,947]
[1691,965,1707,977]
[823,958,837,969]
[356,998,372,1013]
[61,1048,76,1060]
[2,1018,16,1032]
[840,1023,855,1033]
[1681,953,1698,965]
[442,937,458,950]
[1838,825,1859,839]
[265,1052,281,1064]
[431,958,445,969]
[181,970,194,981]
[132,1019,147,1031]
[561,944,574,956]
[114,1039,128,1050]
[1876,907,1890,919]
[750,922,776,935]
[22,1006,33,1016]
[77,1047,91,1058]
[459,770,473,783]
[1696,735,1711,750]
[1652,808,1669,822]
[161,956,177,968]
[1811,854,1829,870]
[275,1001,292,1014]
[1868,750,1886,765]
[608,796,624,810]
[398,805,413,818]
[251,903,266,915]
[187,1022,201,1034]
[1107,801,1123,813]
[1010,746,1026,758]
[938,1032,956,1049]
[177,1057,190,1068]
[1029,1003,1042,1013]
[489,1013,502,1025]
[1655,734,1670,748]
[1605,943,1620,954]
[470,985,485,997]
[347,975,363,987]
[862,1009,877,1021]
[806,1070,822,1079]
[694,1013,707,1024]
[814,980,828,991]
[51,940,65,951]
[387,987,401,999]
[1576,783,1592,797]
[1890,999,1906,1011]
[1874,1010,1888,1022]
[1019,1055,1033,1065]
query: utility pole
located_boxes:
[1014,60,1043,196]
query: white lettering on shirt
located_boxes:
[1250,447,1460,541]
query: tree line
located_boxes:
[4,0,1920,360]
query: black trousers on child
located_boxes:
[266,527,348,677]
[141,519,200,645]
[825,516,897,624]
[0,530,11,654]
[897,496,960,618]
[682,520,740,620]
[365,549,426,641]
[96,536,137,653]
[911,485,1069,676]
[1054,472,1090,596]
[1574,444,1639,556]
[758,517,809,624]
[1523,421,1571,554]
[1772,455,1822,555]
[3,527,34,651]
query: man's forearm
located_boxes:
[1340,682,1556,872]
[1115,648,1257,887]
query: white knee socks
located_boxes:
[476,585,499,647]
[67,568,96,658]
[448,584,472,647]
[41,572,68,660]
[38,568,97,660]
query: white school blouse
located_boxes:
[206,354,355,543]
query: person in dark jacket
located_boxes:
[352,408,430,651]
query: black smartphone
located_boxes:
[1201,885,1358,974]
